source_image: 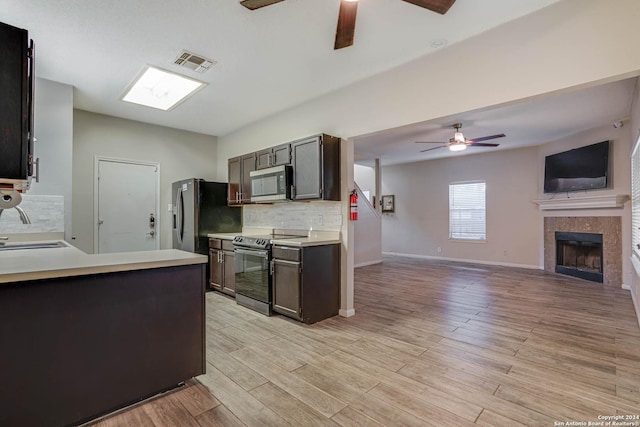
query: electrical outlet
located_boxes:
[503,250,508,256]
[437,247,442,253]
[168,203,173,211]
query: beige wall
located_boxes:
[72,110,218,253]
[354,186,382,268]
[354,164,376,201]
[30,78,73,239]
[381,146,540,267]
[630,77,640,323]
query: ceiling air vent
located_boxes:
[174,50,216,74]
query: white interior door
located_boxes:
[95,158,159,254]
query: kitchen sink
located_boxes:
[0,241,69,251]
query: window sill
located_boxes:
[449,238,487,244]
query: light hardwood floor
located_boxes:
[90,256,640,426]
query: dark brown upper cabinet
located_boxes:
[228,133,340,205]
[291,134,340,201]
[227,153,256,205]
[256,143,291,170]
[0,21,35,184]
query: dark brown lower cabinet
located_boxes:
[272,243,340,324]
[209,238,236,295]
[272,256,302,320]
[0,263,206,427]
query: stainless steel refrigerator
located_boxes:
[172,179,241,255]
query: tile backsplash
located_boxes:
[0,194,64,233]
[243,201,343,231]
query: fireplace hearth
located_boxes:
[555,231,603,283]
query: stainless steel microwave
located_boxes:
[250,165,292,202]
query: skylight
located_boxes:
[121,65,206,111]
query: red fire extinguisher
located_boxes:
[350,190,358,221]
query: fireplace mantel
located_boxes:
[533,194,629,211]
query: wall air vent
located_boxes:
[174,50,216,74]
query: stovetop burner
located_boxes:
[232,232,306,249]
[232,235,270,249]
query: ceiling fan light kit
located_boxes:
[240,0,457,49]
[449,143,466,152]
[416,123,505,153]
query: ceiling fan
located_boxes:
[239,0,457,49]
[415,123,505,152]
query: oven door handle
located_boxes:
[234,248,270,258]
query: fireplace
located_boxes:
[544,216,622,287]
[555,231,603,283]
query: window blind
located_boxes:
[449,181,486,240]
[632,138,640,258]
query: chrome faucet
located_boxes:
[0,207,31,224]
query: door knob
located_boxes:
[147,230,155,236]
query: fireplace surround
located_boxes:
[543,216,622,287]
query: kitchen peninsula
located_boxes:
[0,242,207,427]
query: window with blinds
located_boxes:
[632,137,640,258]
[449,181,486,241]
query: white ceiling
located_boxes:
[354,77,638,166]
[2,0,560,137]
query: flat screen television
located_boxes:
[543,140,610,193]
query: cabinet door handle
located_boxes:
[33,157,40,183]
[270,259,274,275]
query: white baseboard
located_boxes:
[339,308,355,318]
[382,251,541,270]
[354,259,382,268]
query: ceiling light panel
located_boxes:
[121,65,206,111]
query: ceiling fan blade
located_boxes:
[334,0,358,50]
[420,145,448,152]
[468,142,500,147]
[240,0,284,10]
[401,0,456,14]
[415,141,446,144]
[466,133,505,143]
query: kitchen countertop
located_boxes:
[207,230,341,247]
[0,241,207,284]
[270,235,341,247]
